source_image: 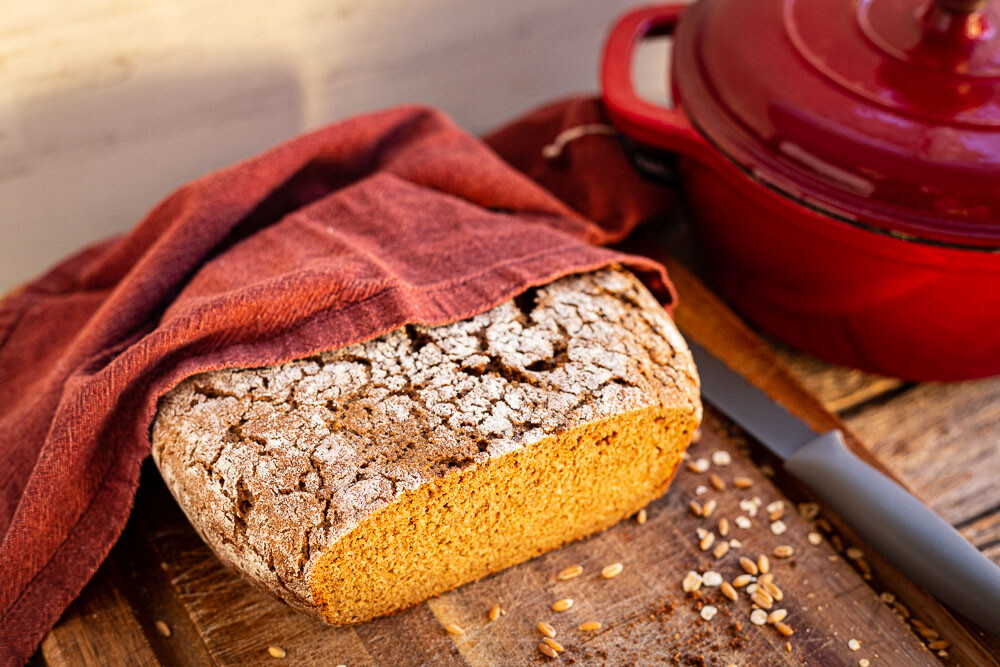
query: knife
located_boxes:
[687,340,1000,636]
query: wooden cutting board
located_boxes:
[37,236,1000,666]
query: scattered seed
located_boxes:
[697,527,709,539]
[770,520,788,535]
[735,516,752,529]
[692,428,703,443]
[695,485,709,496]
[751,590,774,610]
[750,609,768,626]
[938,651,949,658]
[766,501,784,515]
[682,571,703,592]
[757,554,770,574]
[846,547,864,560]
[729,538,742,548]
[774,545,794,558]
[700,533,716,551]
[702,499,718,518]
[758,573,773,585]
[538,642,559,659]
[489,603,502,621]
[538,621,557,638]
[815,517,832,532]
[893,601,911,619]
[637,508,648,525]
[542,637,565,653]
[762,580,784,601]
[690,500,704,516]
[701,605,719,621]
[775,621,794,636]
[713,541,730,559]
[916,626,940,640]
[601,563,623,579]
[767,609,787,624]
[911,619,927,629]
[786,641,793,652]
[879,591,895,604]
[709,473,726,491]
[739,556,759,575]
[739,500,758,517]
[268,646,287,659]
[721,582,738,601]
[444,624,464,636]
[688,458,710,473]
[760,464,775,477]
[579,621,602,631]
[733,476,754,489]
[928,640,950,650]
[859,660,871,667]
[746,583,758,594]
[831,535,844,551]
[703,571,723,587]
[710,450,730,466]
[732,574,754,587]
[848,638,861,651]
[808,532,822,545]
[552,599,574,612]
[558,565,583,581]
[718,518,730,537]
[154,620,171,638]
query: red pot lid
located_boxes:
[672,0,1000,248]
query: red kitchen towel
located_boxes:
[0,97,675,664]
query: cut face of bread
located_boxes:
[151,267,701,623]
[310,406,692,623]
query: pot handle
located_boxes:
[601,5,711,161]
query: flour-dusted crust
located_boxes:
[151,267,700,614]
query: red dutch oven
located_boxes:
[601,0,1000,381]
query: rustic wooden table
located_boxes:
[31,221,1000,666]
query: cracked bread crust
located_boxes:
[151,267,701,616]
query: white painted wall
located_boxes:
[0,0,674,292]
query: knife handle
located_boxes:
[784,430,1000,636]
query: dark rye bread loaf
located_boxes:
[151,267,702,624]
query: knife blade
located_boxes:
[687,339,1000,636]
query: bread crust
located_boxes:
[151,267,701,615]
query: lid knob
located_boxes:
[924,0,992,45]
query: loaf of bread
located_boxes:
[151,267,701,624]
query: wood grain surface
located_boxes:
[34,224,999,666]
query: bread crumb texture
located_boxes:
[152,268,701,623]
